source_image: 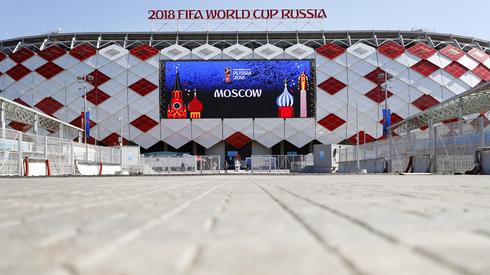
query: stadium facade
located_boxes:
[1,31,490,158]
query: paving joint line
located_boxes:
[275,185,480,275]
[250,179,369,275]
[46,181,229,275]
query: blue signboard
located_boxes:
[162,60,314,118]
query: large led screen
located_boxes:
[161,60,315,119]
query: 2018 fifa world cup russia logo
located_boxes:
[224,67,232,83]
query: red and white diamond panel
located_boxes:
[1,40,489,148]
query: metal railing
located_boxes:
[338,116,489,174]
[1,128,121,176]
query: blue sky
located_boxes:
[1,0,489,40]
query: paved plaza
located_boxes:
[0,175,489,275]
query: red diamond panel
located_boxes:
[9,48,35,63]
[6,64,31,81]
[87,70,110,86]
[317,77,346,95]
[467,48,489,64]
[70,44,97,61]
[35,62,64,79]
[412,94,439,111]
[14,98,30,107]
[365,68,392,85]
[316,43,345,60]
[444,62,468,78]
[129,78,158,96]
[318,114,346,131]
[473,64,490,81]
[225,132,251,149]
[411,60,439,77]
[9,121,32,132]
[130,44,159,61]
[379,112,404,126]
[365,86,393,104]
[131,114,158,132]
[440,45,465,61]
[85,88,111,105]
[35,97,63,116]
[101,133,129,146]
[38,45,66,61]
[347,131,375,145]
[407,43,437,59]
[0,52,6,62]
[378,41,405,59]
[70,114,97,129]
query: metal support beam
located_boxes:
[13,41,22,53]
[70,36,76,49]
[1,95,82,139]
[96,35,102,49]
[0,101,5,138]
[40,38,48,50]
[391,82,490,135]
[428,118,437,174]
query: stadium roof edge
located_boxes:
[1,30,489,49]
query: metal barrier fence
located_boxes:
[338,116,489,174]
[140,155,221,174]
[1,128,121,176]
[249,154,313,172]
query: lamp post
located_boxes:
[77,75,94,161]
[377,72,392,137]
[77,75,94,141]
[118,112,123,168]
[378,71,393,172]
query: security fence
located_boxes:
[249,154,314,172]
[338,116,490,174]
[1,128,121,176]
[140,155,221,174]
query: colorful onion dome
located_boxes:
[188,92,203,112]
[276,80,294,107]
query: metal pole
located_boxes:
[18,131,23,176]
[83,82,87,144]
[70,141,75,175]
[480,116,485,147]
[34,114,39,138]
[119,114,123,168]
[458,99,464,135]
[59,124,64,172]
[1,102,5,139]
[251,156,253,175]
[384,73,388,111]
[356,101,360,173]
[388,128,393,173]
[428,118,437,174]
[44,136,48,160]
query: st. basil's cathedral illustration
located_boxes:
[276,71,309,118]
[276,80,294,118]
[167,69,203,119]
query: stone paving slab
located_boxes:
[0,175,489,275]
